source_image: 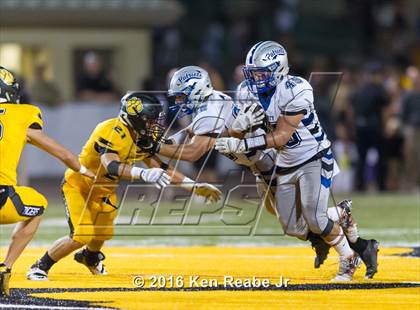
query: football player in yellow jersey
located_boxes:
[0,66,95,296]
[27,92,222,281]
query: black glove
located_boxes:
[136,137,161,155]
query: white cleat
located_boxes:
[88,261,107,276]
[27,266,48,281]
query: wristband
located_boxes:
[180,176,195,190]
[244,135,267,151]
[79,165,87,174]
[131,167,144,180]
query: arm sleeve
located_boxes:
[28,107,44,129]
[168,128,189,144]
[191,116,225,136]
[283,89,313,115]
[94,126,126,155]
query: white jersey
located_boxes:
[238,75,331,168]
[188,90,234,137]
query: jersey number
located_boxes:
[285,77,302,89]
[285,131,301,149]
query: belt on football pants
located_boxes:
[275,148,331,176]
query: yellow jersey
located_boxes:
[0,103,43,185]
[64,118,151,192]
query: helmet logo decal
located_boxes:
[0,68,15,86]
[126,97,143,115]
[176,70,202,86]
[263,48,286,61]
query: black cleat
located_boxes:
[361,239,379,279]
[0,263,11,297]
[27,261,49,281]
[74,249,107,275]
[314,239,331,268]
[308,234,331,268]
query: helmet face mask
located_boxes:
[168,84,196,118]
[243,63,280,93]
[244,41,289,94]
[135,112,166,149]
[119,92,166,147]
[0,66,21,103]
[168,66,213,118]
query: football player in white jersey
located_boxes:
[216,41,379,281]
[233,80,378,276]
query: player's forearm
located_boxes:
[164,166,188,184]
[116,163,136,180]
[159,143,208,161]
[227,128,245,139]
[101,153,132,179]
[158,143,184,159]
[264,131,289,149]
[27,129,82,172]
[57,149,83,172]
[243,114,303,151]
[144,156,190,185]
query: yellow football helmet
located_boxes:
[0,66,20,103]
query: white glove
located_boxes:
[214,137,247,154]
[132,167,171,189]
[231,103,265,133]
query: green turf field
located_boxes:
[1,193,419,246]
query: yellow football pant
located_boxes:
[62,181,118,245]
[0,186,48,224]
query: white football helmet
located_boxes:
[168,66,213,117]
[243,41,289,93]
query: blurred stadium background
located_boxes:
[0,0,419,245]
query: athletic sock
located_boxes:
[349,237,368,255]
[327,206,360,243]
[38,252,56,271]
[325,227,353,258]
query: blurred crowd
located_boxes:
[15,0,419,192]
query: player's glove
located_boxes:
[136,137,161,156]
[180,177,222,204]
[215,137,246,153]
[215,135,267,154]
[194,183,222,204]
[132,167,171,189]
[231,103,266,133]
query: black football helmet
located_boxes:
[119,92,166,148]
[0,66,20,103]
